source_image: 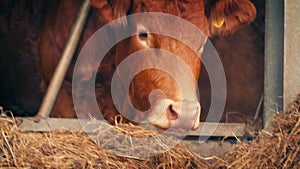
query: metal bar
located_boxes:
[36,0,91,119]
[19,118,246,137]
[254,94,263,120]
[19,118,103,133]
[264,0,284,129]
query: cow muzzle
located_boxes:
[147,98,201,135]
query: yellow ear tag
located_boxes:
[212,17,225,28]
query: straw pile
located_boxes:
[0,115,208,168]
[212,95,300,169]
[0,94,300,168]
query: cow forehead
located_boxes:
[116,14,207,58]
[130,0,209,35]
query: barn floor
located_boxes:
[184,140,233,157]
[186,110,263,157]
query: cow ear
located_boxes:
[90,0,131,23]
[205,0,256,36]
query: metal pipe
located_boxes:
[36,0,91,119]
[263,0,284,129]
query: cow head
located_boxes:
[90,0,256,131]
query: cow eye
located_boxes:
[138,31,148,39]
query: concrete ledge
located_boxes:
[18,118,246,138]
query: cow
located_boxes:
[199,0,265,123]
[0,0,256,131]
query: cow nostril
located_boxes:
[168,105,178,120]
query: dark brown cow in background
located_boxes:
[0,0,45,116]
[0,0,258,130]
[199,0,265,123]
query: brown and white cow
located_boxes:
[0,0,256,131]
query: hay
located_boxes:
[212,95,300,169]
[0,95,300,168]
[0,116,208,168]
